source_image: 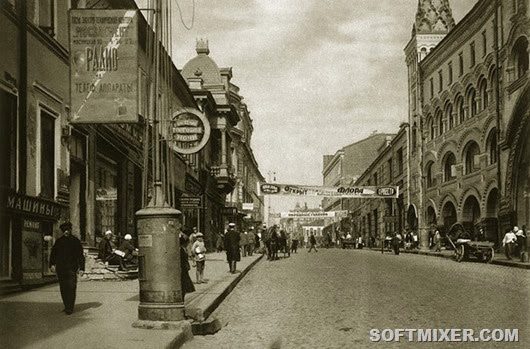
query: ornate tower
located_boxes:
[403,0,455,249]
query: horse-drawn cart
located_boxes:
[446,223,494,263]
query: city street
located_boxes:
[184,249,529,348]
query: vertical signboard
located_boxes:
[70,10,138,123]
[22,220,42,282]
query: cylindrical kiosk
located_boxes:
[135,205,183,321]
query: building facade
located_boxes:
[322,132,396,239]
[405,0,529,247]
[0,0,229,286]
[348,124,409,246]
[181,40,265,234]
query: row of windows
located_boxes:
[426,131,497,187]
[362,148,404,187]
[429,32,490,97]
[426,74,492,141]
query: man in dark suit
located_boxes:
[50,222,85,315]
[224,223,240,273]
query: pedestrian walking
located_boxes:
[291,230,299,254]
[49,222,85,315]
[412,231,419,249]
[502,227,518,260]
[518,226,528,262]
[270,226,279,260]
[392,232,401,255]
[308,232,318,252]
[224,223,241,273]
[179,234,195,297]
[434,230,442,252]
[240,230,248,257]
[192,233,207,283]
[247,230,255,256]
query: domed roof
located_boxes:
[181,39,223,86]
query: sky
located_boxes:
[137,0,477,211]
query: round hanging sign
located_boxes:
[170,108,211,154]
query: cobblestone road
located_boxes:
[183,249,529,349]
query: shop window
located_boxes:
[464,141,480,175]
[95,154,118,238]
[443,152,456,182]
[39,108,56,199]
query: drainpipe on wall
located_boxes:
[17,0,27,193]
[493,0,503,246]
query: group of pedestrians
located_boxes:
[502,225,527,261]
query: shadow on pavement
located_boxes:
[0,301,101,348]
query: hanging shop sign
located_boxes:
[70,9,138,123]
[280,210,348,219]
[221,207,237,216]
[242,203,254,211]
[180,196,202,209]
[259,183,399,198]
[170,108,211,155]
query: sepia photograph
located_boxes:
[0,0,528,348]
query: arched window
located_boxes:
[513,37,529,79]
[445,103,454,130]
[467,87,477,117]
[427,115,434,140]
[463,141,480,174]
[486,129,498,164]
[478,77,488,110]
[456,95,465,124]
[426,161,435,187]
[443,152,457,182]
[435,109,443,136]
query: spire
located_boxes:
[414,0,455,34]
[196,38,209,55]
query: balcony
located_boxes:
[210,165,236,194]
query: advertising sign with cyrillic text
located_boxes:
[70,10,138,123]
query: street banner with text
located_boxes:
[70,9,138,123]
[259,183,399,198]
[280,210,349,218]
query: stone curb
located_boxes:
[369,248,530,269]
[188,254,264,336]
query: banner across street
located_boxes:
[280,211,349,218]
[259,183,399,198]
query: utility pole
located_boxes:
[266,171,276,226]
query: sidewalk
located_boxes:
[369,247,530,269]
[0,252,262,349]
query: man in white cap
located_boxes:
[118,234,138,267]
[224,223,240,273]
